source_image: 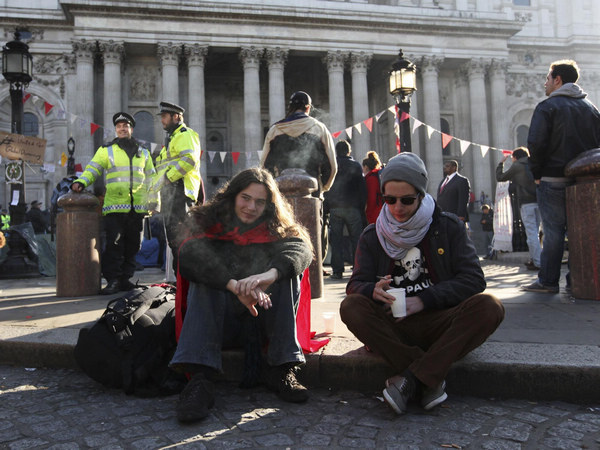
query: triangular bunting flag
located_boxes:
[60,152,67,167]
[56,109,66,120]
[200,150,203,159]
[79,118,86,129]
[232,152,240,164]
[31,96,41,108]
[375,111,385,122]
[426,126,435,139]
[257,150,263,162]
[502,149,512,157]
[44,102,54,115]
[480,145,489,157]
[208,151,216,162]
[458,140,469,154]
[354,123,362,134]
[388,105,396,115]
[441,133,453,149]
[332,131,342,139]
[90,123,100,136]
[363,117,373,132]
[345,127,353,140]
[22,93,31,104]
[151,142,158,153]
[69,113,78,125]
[219,152,226,163]
[412,119,423,134]
[399,111,410,122]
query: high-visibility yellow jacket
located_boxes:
[154,123,201,202]
[75,141,157,215]
[0,214,10,230]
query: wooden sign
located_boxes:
[0,131,47,164]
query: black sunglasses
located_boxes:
[383,194,420,206]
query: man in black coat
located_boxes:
[436,160,471,223]
[323,140,366,279]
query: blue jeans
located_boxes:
[520,202,542,267]
[537,180,572,287]
[170,278,305,371]
[329,207,364,274]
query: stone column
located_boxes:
[72,39,96,163]
[185,44,208,183]
[324,51,347,135]
[240,46,263,163]
[157,42,182,104]
[454,67,474,187]
[488,59,511,166]
[350,51,371,163]
[98,40,124,137]
[465,59,492,200]
[420,55,445,195]
[265,47,288,125]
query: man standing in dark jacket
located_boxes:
[523,60,600,294]
[340,153,504,415]
[436,160,471,223]
[496,147,541,270]
[324,140,366,279]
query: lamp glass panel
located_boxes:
[6,52,23,73]
[401,70,416,90]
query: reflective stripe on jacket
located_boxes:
[154,123,201,202]
[75,142,157,215]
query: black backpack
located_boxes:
[74,285,185,397]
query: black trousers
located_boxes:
[161,180,193,275]
[102,212,144,282]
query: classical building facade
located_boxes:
[1,0,599,206]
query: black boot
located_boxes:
[101,279,121,295]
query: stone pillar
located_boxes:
[350,51,371,163]
[420,55,445,195]
[565,148,600,300]
[185,44,208,182]
[240,46,263,162]
[72,39,96,163]
[455,66,474,186]
[265,47,288,125]
[465,59,492,200]
[158,42,182,104]
[488,59,511,166]
[276,168,322,299]
[56,191,101,297]
[325,51,347,135]
[99,40,124,136]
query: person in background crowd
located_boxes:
[362,151,384,224]
[25,200,48,234]
[324,140,366,279]
[72,112,157,294]
[480,204,495,260]
[436,160,471,224]
[523,59,600,293]
[154,101,203,276]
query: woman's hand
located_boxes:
[226,279,272,317]
[235,268,278,297]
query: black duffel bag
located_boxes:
[74,285,185,397]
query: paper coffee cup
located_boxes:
[388,288,406,318]
[322,312,336,334]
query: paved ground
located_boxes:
[1,364,599,449]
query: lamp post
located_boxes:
[67,137,76,175]
[389,49,417,153]
[1,30,38,278]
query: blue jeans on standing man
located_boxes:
[536,180,572,288]
[520,202,542,267]
[329,207,364,275]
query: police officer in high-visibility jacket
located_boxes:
[72,112,157,295]
[154,102,203,275]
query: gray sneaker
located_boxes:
[521,281,559,293]
[421,380,447,410]
[383,375,416,415]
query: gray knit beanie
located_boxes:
[380,152,428,195]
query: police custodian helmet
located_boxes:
[112,112,135,127]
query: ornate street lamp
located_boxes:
[389,49,417,153]
[67,137,76,175]
[1,30,38,278]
